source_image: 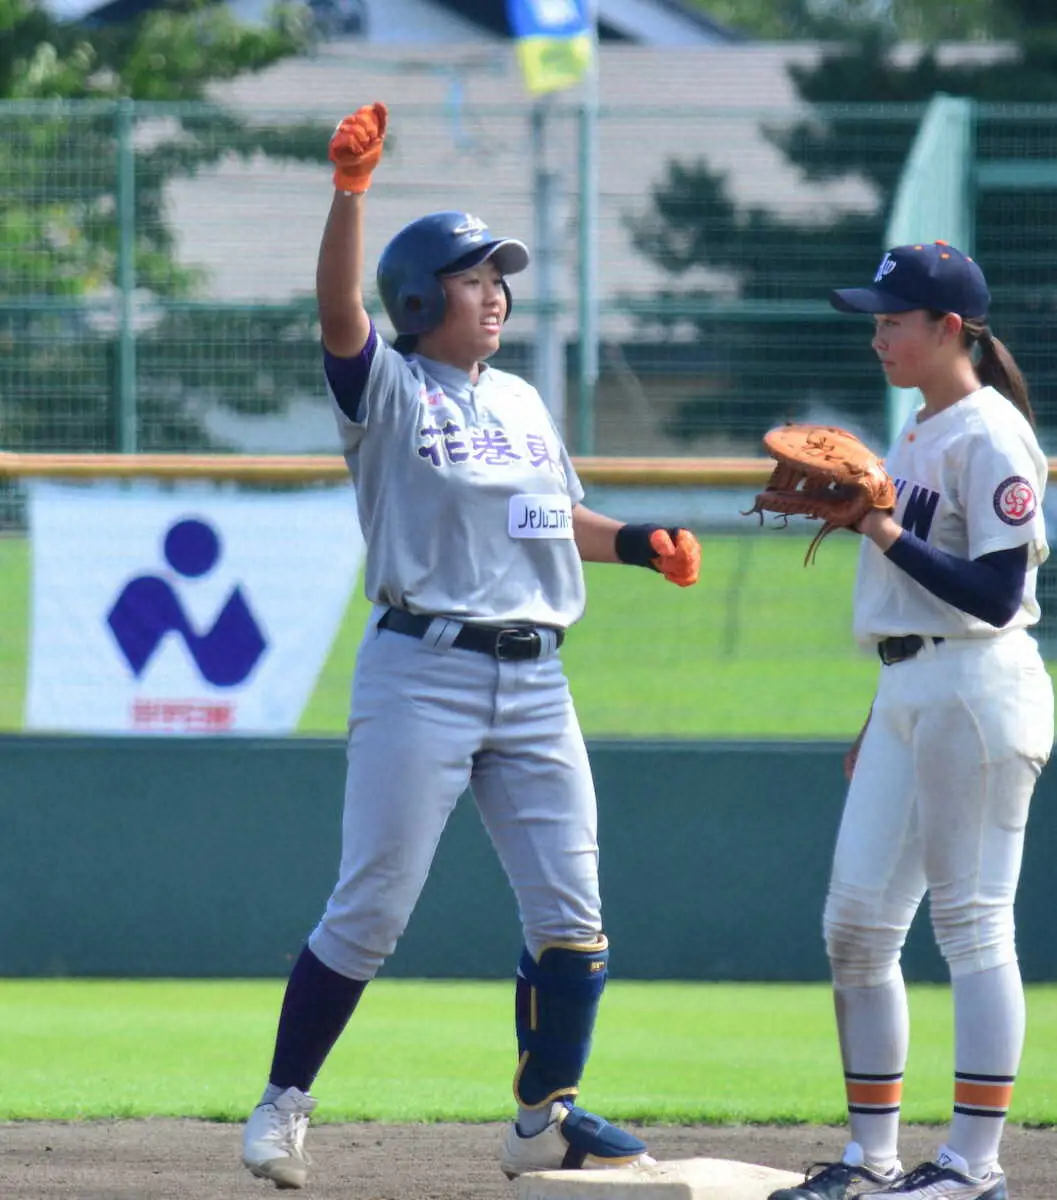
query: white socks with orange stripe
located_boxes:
[948,963,1023,1178]
[836,965,1022,1179]
[834,978,908,1175]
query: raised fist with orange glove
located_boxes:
[329,101,388,194]
[615,524,701,587]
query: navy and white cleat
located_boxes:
[768,1141,901,1199]
[874,1147,1007,1200]
[500,1101,653,1178]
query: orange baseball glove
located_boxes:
[329,102,388,194]
[649,528,701,587]
[745,423,895,564]
[615,523,701,585]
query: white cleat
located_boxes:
[241,1086,317,1190]
[500,1101,654,1179]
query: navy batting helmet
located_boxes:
[376,211,530,336]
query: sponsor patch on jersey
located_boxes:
[993,476,1037,526]
[508,494,573,539]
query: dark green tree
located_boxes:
[687,0,1004,42]
[0,0,337,452]
[630,1,1057,446]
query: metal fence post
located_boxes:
[115,98,137,453]
[532,99,565,435]
[576,5,599,456]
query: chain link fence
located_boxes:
[0,95,915,461]
[5,87,1057,458]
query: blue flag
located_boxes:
[506,0,593,96]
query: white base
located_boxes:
[516,1156,803,1200]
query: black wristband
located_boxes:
[615,523,664,571]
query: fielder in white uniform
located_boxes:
[771,242,1053,1200]
[240,103,702,1190]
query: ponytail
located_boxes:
[962,317,1035,428]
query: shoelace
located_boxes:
[801,1160,860,1184]
[268,1108,311,1159]
[891,1161,962,1190]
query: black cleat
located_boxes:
[769,1156,898,1199]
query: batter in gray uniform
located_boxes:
[240,103,702,1190]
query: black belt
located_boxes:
[877,634,945,666]
[378,607,564,661]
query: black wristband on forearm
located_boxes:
[615,523,663,571]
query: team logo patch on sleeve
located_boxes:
[993,476,1037,526]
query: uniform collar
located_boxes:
[412,354,487,401]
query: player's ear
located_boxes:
[942,312,964,341]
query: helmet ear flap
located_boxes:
[395,283,425,319]
[394,280,445,335]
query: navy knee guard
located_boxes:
[513,936,608,1108]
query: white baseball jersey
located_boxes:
[328,337,586,628]
[853,385,1048,646]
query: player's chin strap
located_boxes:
[512,935,609,1108]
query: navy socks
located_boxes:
[268,946,367,1092]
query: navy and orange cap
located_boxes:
[829,241,990,318]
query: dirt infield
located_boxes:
[1,1120,1054,1200]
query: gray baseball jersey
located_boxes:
[328,335,586,628]
[312,327,604,979]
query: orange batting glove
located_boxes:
[329,101,388,194]
[649,528,701,587]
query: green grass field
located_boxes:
[301,534,884,738]
[3,979,1057,1126]
[0,533,891,738]
[5,530,1056,736]
[0,536,28,731]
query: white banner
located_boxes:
[26,480,363,735]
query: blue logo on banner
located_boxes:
[107,518,267,687]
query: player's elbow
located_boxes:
[992,602,1021,628]
[319,306,372,359]
[971,548,1028,628]
[977,590,1022,628]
